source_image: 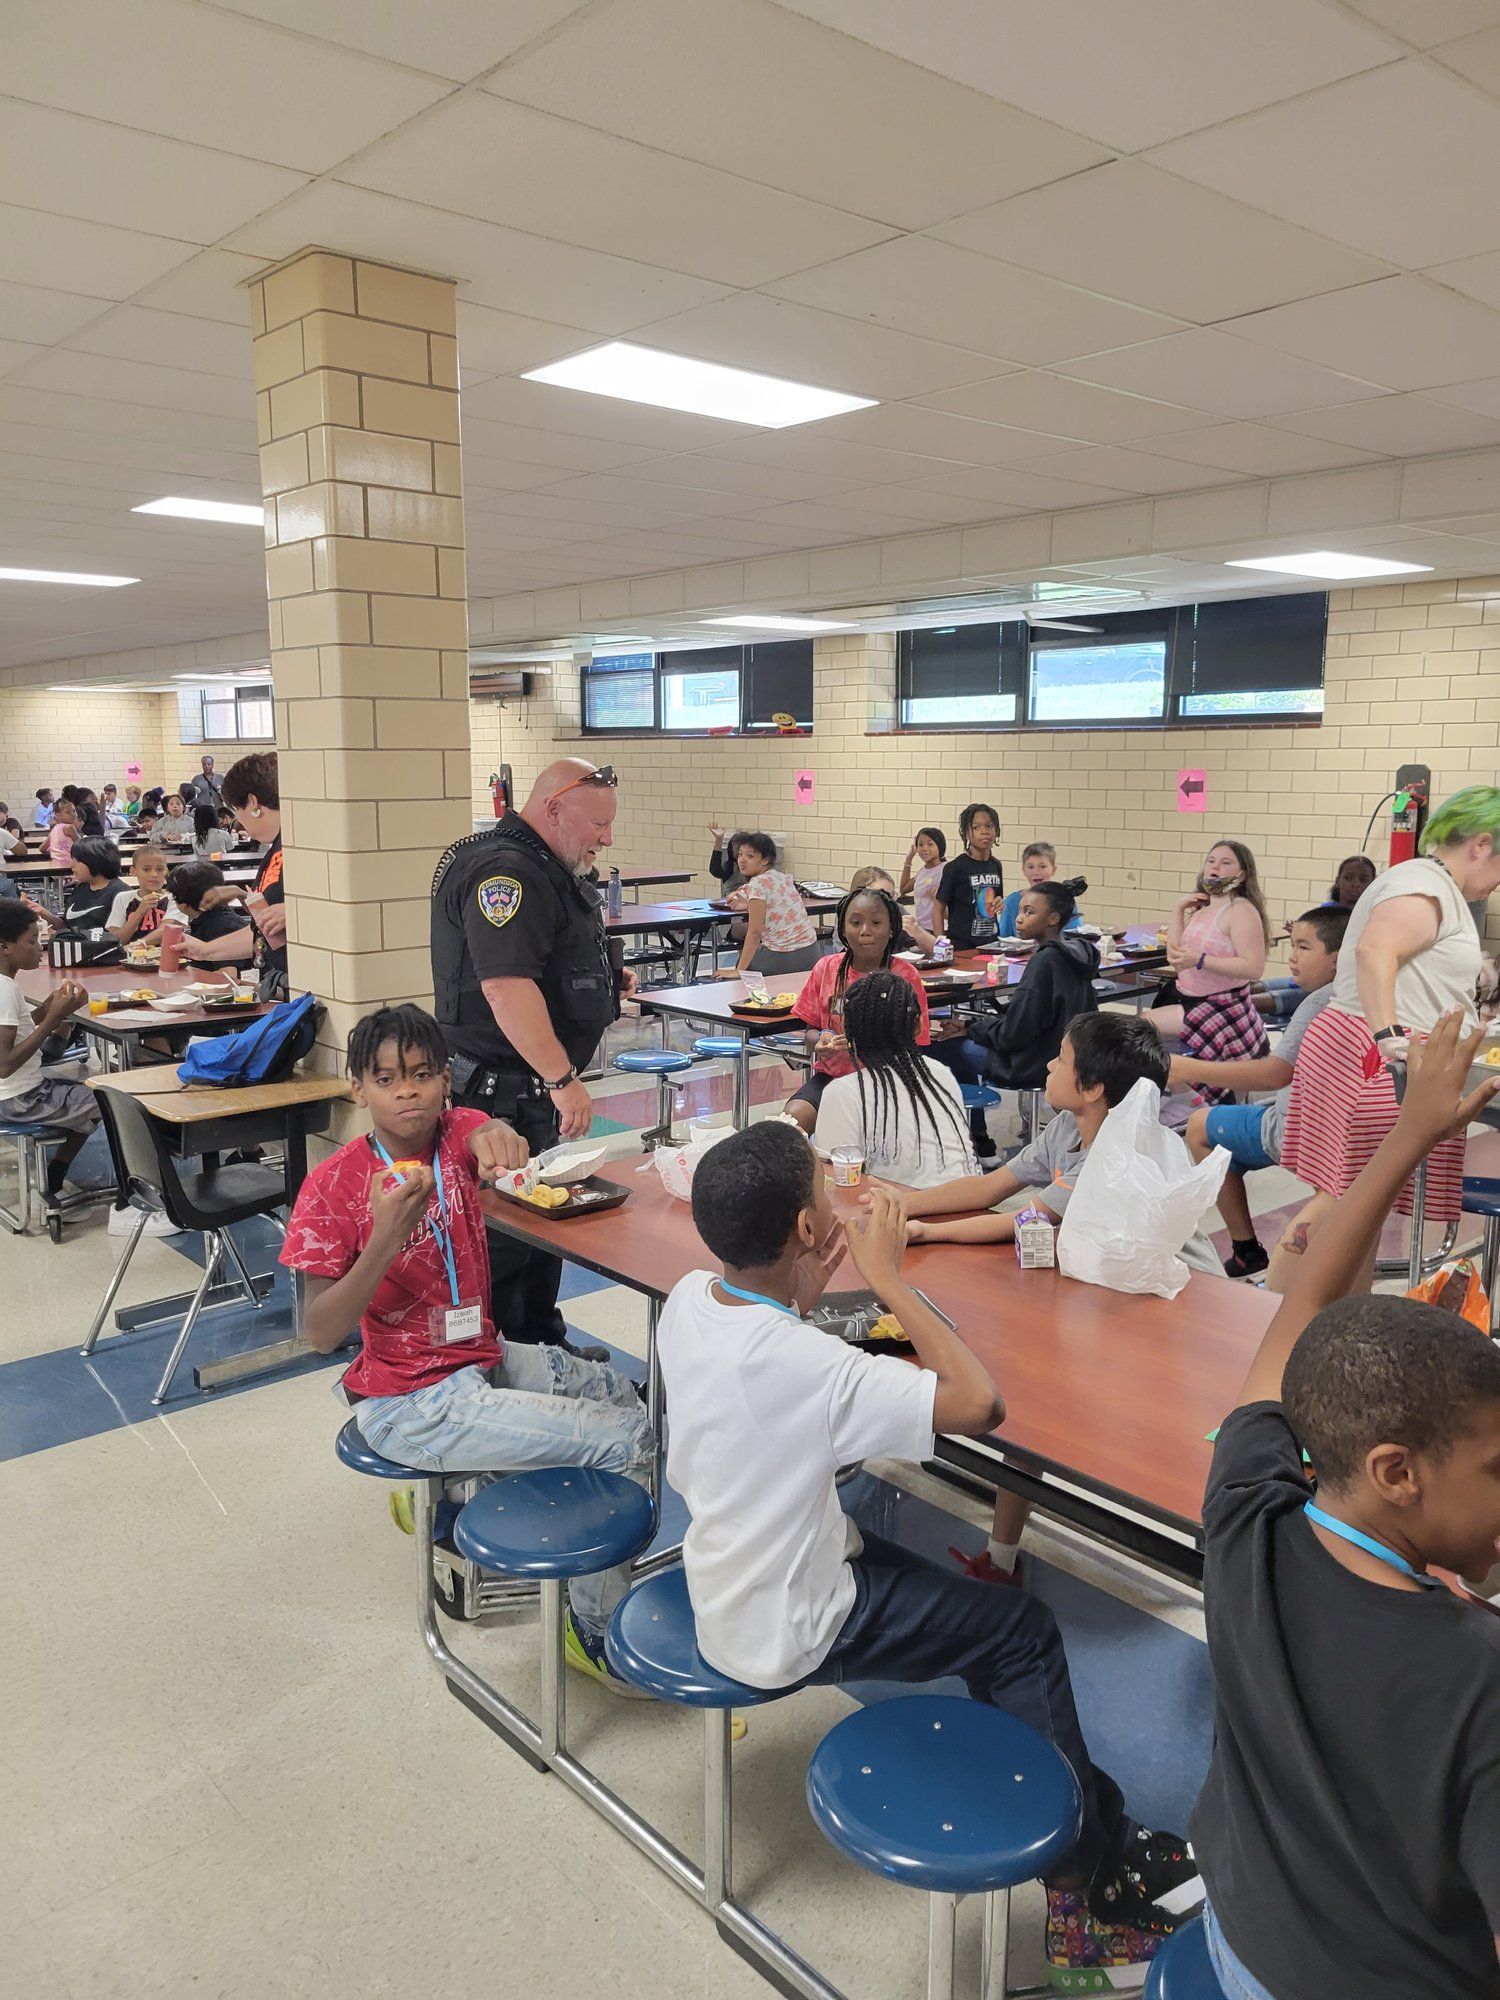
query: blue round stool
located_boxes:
[455,1468,658,1759]
[333,1417,487,1624]
[692,1034,753,1131]
[612,1047,695,1149]
[806,1694,1083,2000]
[1146,1917,1225,1999]
[1462,1176,1500,1334]
[959,1083,1001,1112]
[609,1566,804,1914]
[0,1118,73,1239]
[334,1416,410,1479]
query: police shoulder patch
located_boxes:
[477,875,522,928]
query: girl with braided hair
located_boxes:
[814,970,976,1188]
[785,886,931,1132]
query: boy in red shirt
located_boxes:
[282,1003,655,1692]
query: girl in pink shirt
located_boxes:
[786,885,931,1131]
[1148,840,1271,1098]
[715,830,821,978]
[47,800,78,864]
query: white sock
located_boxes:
[988,1536,1022,1570]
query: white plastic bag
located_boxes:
[1056,1079,1229,1299]
[651,1129,731,1202]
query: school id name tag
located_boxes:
[436,1298,484,1346]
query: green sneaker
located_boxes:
[388,1487,415,1536]
[563,1610,652,1698]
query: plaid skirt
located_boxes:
[1181,988,1270,1105]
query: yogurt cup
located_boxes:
[831,1146,865,1188]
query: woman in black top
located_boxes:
[211,753,287,998]
[64,836,123,930]
[934,802,1004,949]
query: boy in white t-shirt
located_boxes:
[0,902,98,1218]
[658,1121,1202,1987]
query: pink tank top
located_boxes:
[1177,897,1241,998]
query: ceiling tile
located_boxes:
[916,371,1214,445]
[737,498,948,536]
[1056,329,1384,420]
[0,203,193,301]
[1222,276,1500,391]
[1003,445,1239,495]
[0,280,111,346]
[0,385,256,456]
[455,302,593,377]
[460,415,665,474]
[804,483,1030,525]
[1399,448,1500,519]
[4,0,450,171]
[0,340,47,379]
[5,349,253,420]
[1339,1,1500,47]
[339,93,894,288]
[460,375,758,451]
[127,250,277,325]
[0,101,306,244]
[769,237,1184,367]
[1143,422,1381,475]
[775,0,1401,150]
[1421,245,1500,312]
[1264,464,1401,536]
[692,432,969,485]
[209,0,591,79]
[62,307,255,380]
[930,160,1392,325]
[601,453,855,503]
[1269,394,1500,455]
[914,465,1139,510]
[221,180,730,332]
[635,292,1005,401]
[1148,60,1500,267]
[1434,24,1500,91]
[486,0,1109,230]
[808,401,1078,465]
[1425,375,1500,419]
[522,472,754,517]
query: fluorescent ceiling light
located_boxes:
[133,496,265,526]
[1223,551,1434,580]
[0,566,137,587]
[703,614,853,633]
[523,342,876,428]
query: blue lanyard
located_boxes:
[371,1137,462,1308]
[1303,1501,1436,1586]
[716,1279,800,1319]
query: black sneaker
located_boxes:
[1088,1824,1203,1936]
[1223,1238,1269,1279]
[558,1335,610,1364]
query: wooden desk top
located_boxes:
[18,962,196,999]
[619,869,693,888]
[605,900,729,933]
[638,969,813,1029]
[481,1167,1272,1532]
[4,857,72,877]
[89,1067,350,1122]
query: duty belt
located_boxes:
[449,1052,548,1101]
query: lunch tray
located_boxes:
[488,1175,629,1220]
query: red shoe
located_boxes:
[949,1544,1024,1587]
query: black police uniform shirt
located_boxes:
[936,854,1004,948]
[1192,1402,1500,2000]
[431,811,617,1074]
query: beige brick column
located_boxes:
[249,248,472,1070]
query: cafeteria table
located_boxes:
[17,960,267,1068]
[482,1165,1273,1586]
[86,1065,348,1394]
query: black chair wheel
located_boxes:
[46,1211,63,1243]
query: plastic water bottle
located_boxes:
[606,866,623,918]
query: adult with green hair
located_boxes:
[1270,785,1500,1292]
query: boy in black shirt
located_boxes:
[933,801,1003,949]
[168,862,255,967]
[1194,1011,1500,2000]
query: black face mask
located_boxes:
[1197,869,1244,897]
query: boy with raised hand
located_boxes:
[1193,1012,1500,2000]
[1171,903,1349,1279]
[280,1002,656,1695]
[660,1121,1202,1988]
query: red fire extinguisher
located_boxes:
[1390,764,1429,867]
[489,767,511,819]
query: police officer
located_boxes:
[431,758,634,1349]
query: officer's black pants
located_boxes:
[453,1075,567,1346]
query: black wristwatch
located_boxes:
[541,1064,579,1092]
[1372,1025,1406,1045]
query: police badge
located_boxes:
[477,875,522,927]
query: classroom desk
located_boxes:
[483,1167,1274,1583]
[87,1067,348,1393]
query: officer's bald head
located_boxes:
[522,759,618,873]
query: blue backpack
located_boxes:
[176,992,320,1088]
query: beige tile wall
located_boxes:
[471,581,1500,949]
[0,690,273,820]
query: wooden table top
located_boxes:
[605,899,731,933]
[618,869,693,888]
[89,1067,349,1122]
[4,857,72,877]
[17,962,269,1037]
[481,1167,1271,1532]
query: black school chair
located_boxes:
[82,1085,288,1405]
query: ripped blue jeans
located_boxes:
[355,1346,656,1633]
